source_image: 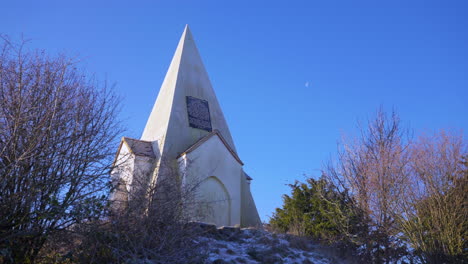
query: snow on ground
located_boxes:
[190,224,343,264]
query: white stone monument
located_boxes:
[111,25,261,227]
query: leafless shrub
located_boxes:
[323,107,467,263]
[397,131,467,263]
[76,159,209,263]
[324,107,412,262]
[0,37,121,263]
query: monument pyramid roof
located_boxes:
[140,25,237,160]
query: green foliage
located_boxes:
[270,177,366,245]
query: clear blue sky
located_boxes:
[3,0,467,221]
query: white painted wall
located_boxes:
[111,143,134,193]
[132,155,156,192]
[240,171,262,227]
[178,134,242,226]
[111,142,156,202]
[110,143,134,210]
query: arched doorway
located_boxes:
[194,176,231,226]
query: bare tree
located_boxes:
[324,107,410,263]
[324,107,467,263]
[397,131,467,263]
[0,37,121,263]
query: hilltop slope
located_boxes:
[190,223,353,264]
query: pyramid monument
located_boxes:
[111,25,261,227]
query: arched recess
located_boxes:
[194,176,231,226]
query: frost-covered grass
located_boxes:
[193,225,341,264]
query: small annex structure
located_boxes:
[111,25,261,227]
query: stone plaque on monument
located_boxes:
[186,96,212,132]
